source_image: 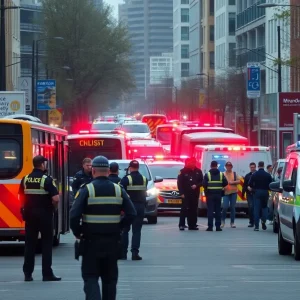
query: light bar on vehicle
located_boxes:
[78,130,126,135]
[286,141,300,154]
[205,146,270,151]
[79,130,90,134]
[138,155,189,160]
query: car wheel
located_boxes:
[294,228,300,261]
[273,213,279,233]
[278,225,292,255]
[147,216,157,224]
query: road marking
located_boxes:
[244,280,300,283]
[175,287,199,290]
[232,265,255,270]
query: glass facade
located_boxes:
[236,46,266,68]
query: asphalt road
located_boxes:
[1,216,300,300]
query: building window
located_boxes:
[181,8,189,22]
[209,0,214,16]
[181,63,189,77]
[181,45,189,59]
[229,13,236,36]
[209,25,214,42]
[209,51,214,69]
[181,27,189,41]
[229,0,235,5]
[229,43,236,67]
[181,0,189,4]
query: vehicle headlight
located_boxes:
[147,187,159,197]
[69,186,72,192]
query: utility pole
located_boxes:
[277,25,282,93]
[0,0,6,91]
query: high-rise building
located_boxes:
[2,0,21,91]
[92,0,103,9]
[214,0,236,76]
[173,0,190,88]
[119,0,173,105]
[189,0,214,84]
[150,53,173,85]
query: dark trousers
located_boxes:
[253,189,269,228]
[206,194,222,228]
[247,193,254,225]
[122,202,144,255]
[82,238,119,300]
[179,196,198,228]
[23,211,53,276]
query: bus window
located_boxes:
[156,127,173,144]
[0,139,22,179]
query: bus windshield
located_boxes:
[68,138,122,176]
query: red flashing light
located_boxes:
[19,230,25,235]
[180,155,189,159]
[133,149,138,152]
[79,130,89,134]
[203,123,210,126]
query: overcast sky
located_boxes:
[106,0,123,19]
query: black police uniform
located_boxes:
[177,166,203,229]
[242,171,256,226]
[70,156,136,300]
[71,169,93,196]
[120,161,148,260]
[108,174,122,184]
[18,166,59,280]
[203,168,228,231]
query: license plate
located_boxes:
[167,199,182,204]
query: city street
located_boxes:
[1,216,300,300]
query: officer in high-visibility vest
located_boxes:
[18,155,61,282]
[120,160,148,260]
[203,160,228,232]
[70,156,136,300]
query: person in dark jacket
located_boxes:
[248,161,273,231]
[71,158,93,196]
[242,162,256,227]
[108,162,121,184]
[177,157,203,230]
[203,161,228,231]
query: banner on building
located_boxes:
[279,92,300,127]
[0,92,26,117]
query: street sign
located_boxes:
[246,63,261,98]
[17,77,32,111]
[36,79,56,110]
[0,92,26,117]
[48,108,62,127]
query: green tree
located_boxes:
[41,0,134,122]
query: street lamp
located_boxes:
[0,1,20,90]
[197,73,210,122]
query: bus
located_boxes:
[0,115,69,247]
[67,130,128,177]
[141,114,168,138]
[170,125,235,155]
[180,132,249,157]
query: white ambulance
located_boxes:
[193,145,272,216]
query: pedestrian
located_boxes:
[248,161,273,231]
[266,164,273,174]
[203,161,228,232]
[70,156,136,300]
[108,162,122,184]
[71,157,93,196]
[177,157,203,231]
[120,160,148,260]
[221,162,241,228]
[242,162,256,228]
[18,155,61,282]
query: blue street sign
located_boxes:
[36,80,56,110]
[246,63,261,99]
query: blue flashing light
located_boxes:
[212,155,229,159]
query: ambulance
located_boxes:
[126,139,165,159]
[193,145,272,216]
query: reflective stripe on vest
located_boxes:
[82,214,121,223]
[24,175,49,195]
[85,182,122,205]
[127,175,147,191]
[207,172,223,190]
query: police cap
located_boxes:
[110,162,120,172]
[92,156,109,168]
[33,155,48,167]
[129,160,139,168]
[211,160,218,168]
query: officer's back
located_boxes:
[108,162,122,184]
[249,162,273,190]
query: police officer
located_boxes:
[71,157,93,196]
[120,160,148,260]
[18,155,61,282]
[177,157,203,230]
[248,161,273,231]
[203,161,228,231]
[108,162,121,184]
[70,156,136,300]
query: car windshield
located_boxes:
[148,164,183,179]
[122,124,150,133]
[114,162,151,181]
[91,123,117,131]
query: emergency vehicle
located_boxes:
[194,145,272,216]
[170,125,234,156]
[269,142,300,260]
[156,124,178,154]
[141,114,168,138]
[180,131,248,157]
[127,139,165,160]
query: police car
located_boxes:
[109,159,163,224]
[269,142,300,260]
